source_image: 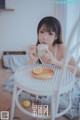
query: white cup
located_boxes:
[37,44,48,57]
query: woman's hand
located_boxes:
[39,49,55,64]
[28,45,38,64]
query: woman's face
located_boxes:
[38,25,57,46]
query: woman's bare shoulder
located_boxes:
[57,44,66,57]
[58,44,66,51]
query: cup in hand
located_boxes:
[37,44,48,57]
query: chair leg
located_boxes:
[51,96,55,120]
[10,85,17,120]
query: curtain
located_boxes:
[53,3,67,43]
[53,0,80,60]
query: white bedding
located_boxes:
[2,54,28,72]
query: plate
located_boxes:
[31,67,55,80]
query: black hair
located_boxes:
[36,16,63,45]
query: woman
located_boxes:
[28,16,80,77]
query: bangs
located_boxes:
[39,22,58,34]
[42,24,54,33]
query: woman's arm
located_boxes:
[55,59,80,77]
[28,57,38,64]
[56,44,80,77]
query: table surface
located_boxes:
[14,64,74,96]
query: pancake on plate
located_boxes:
[32,66,55,80]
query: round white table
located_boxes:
[10,64,75,120]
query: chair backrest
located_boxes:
[64,15,80,76]
[55,16,80,115]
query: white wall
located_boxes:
[0,0,54,51]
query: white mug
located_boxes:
[37,44,48,57]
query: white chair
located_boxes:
[51,26,80,119]
[10,17,80,120]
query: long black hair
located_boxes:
[36,16,63,45]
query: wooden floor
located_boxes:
[0,60,70,120]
